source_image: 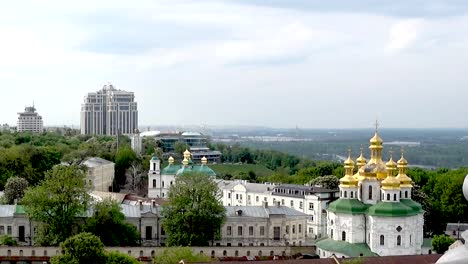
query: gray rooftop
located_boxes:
[218,180,274,193]
[83,157,114,167]
[225,205,307,218]
[0,205,16,217]
[446,223,468,231]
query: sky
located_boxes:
[1,0,468,129]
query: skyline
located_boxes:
[1,1,468,129]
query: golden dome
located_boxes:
[356,147,367,168]
[183,149,191,155]
[381,155,400,190]
[396,152,412,188]
[370,132,383,145]
[340,151,358,188]
[168,156,174,164]
[182,157,189,166]
[201,156,208,165]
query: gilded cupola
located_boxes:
[396,149,413,188]
[340,151,358,188]
[381,152,400,190]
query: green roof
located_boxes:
[162,164,181,175]
[328,199,370,215]
[368,201,418,217]
[162,164,216,176]
[151,156,159,161]
[15,205,26,214]
[400,199,423,214]
[195,165,217,176]
[316,238,378,257]
[423,238,432,248]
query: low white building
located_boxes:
[82,157,115,192]
[0,205,31,245]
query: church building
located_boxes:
[316,129,424,257]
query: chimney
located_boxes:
[138,200,143,210]
[262,201,268,208]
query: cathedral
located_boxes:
[148,149,216,199]
[316,129,424,257]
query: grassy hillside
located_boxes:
[210,163,274,179]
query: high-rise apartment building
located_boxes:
[17,105,43,133]
[80,83,138,135]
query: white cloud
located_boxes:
[385,19,425,54]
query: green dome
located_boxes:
[197,165,216,176]
[151,156,159,160]
[162,164,181,175]
[328,199,369,215]
[368,201,417,217]
[400,199,423,214]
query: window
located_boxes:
[387,193,390,201]
[238,226,243,236]
[394,194,397,201]
[236,194,238,199]
[227,226,232,236]
[380,235,385,246]
[290,200,294,207]
[152,179,156,188]
[273,226,281,240]
[0,226,4,235]
[344,191,347,198]
[286,225,290,234]
[397,235,401,246]
[260,226,265,236]
[249,226,254,236]
[311,215,314,221]
[331,229,334,239]
[228,193,231,198]
[299,201,303,209]
[299,224,302,233]
[309,203,314,210]
[292,225,296,234]
[282,199,285,205]
[248,195,251,201]
[264,197,267,202]
[240,194,243,200]
[351,191,354,198]
[405,191,408,198]
[7,226,11,235]
[162,181,164,188]
[256,196,259,202]
[342,231,346,241]
[369,186,373,200]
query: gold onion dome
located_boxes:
[396,152,413,187]
[340,151,358,188]
[183,149,191,156]
[201,156,208,165]
[168,156,174,164]
[182,157,189,166]
[360,130,387,179]
[369,132,383,146]
[381,155,400,190]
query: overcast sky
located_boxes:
[1,0,468,129]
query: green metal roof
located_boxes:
[151,156,159,160]
[195,165,217,176]
[316,238,378,257]
[162,164,216,176]
[328,199,370,215]
[162,164,181,175]
[15,205,26,214]
[368,201,418,217]
[400,199,423,214]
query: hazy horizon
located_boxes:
[1,0,468,129]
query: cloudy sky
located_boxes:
[1,0,468,129]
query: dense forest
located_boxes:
[0,131,466,237]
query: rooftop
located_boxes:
[316,238,378,257]
[82,157,114,167]
[225,205,307,218]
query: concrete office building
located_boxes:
[81,83,138,135]
[17,105,43,133]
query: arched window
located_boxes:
[394,194,397,201]
[344,191,347,198]
[223,250,227,256]
[342,231,346,241]
[258,250,262,257]
[368,186,373,200]
[247,251,250,256]
[380,235,385,246]
[162,181,164,188]
[235,250,239,257]
[351,191,354,198]
[397,235,401,246]
[152,179,156,188]
[211,250,215,258]
[387,193,390,201]
[270,251,274,256]
[405,191,408,198]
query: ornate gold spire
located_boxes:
[396,147,413,188]
[182,157,189,166]
[168,156,174,165]
[356,146,367,169]
[340,149,358,188]
[381,150,400,190]
[359,121,387,180]
[183,149,191,160]
[201,156,208,165]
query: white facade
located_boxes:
[148,157,175,199]
[131,130,143,155]
[81,83,138,135]
[82,157,115,192]
[17,105,43,133]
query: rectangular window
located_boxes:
[228,193,231,199]
[281,199,285,205]
[248,195,251,201]
[299,201,303,209]
[236,194,238,199]
[260,226,265,236]
[239,194,242,200]
[227,226,232,236]
[286,225,290,234]
[238,226,243,236]
[309,203,314,210]
[299,224,302,233]
[292,225,296,234]
[249,226,254,236]
[290,200,294,207]
[256,196,259,202]
[273,226,280,240]
[264,197,267,202]
[0,226,4,235]
[7,226,12,235]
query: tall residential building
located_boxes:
[17,105,43,133]
[80,83,138,135]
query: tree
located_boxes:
[125,161,144,193]
[22,165,91,245]
[432,234,455,253]
[309,175,340,189]
[84,198,139,246]
[174,141,189,156]
[3,176,28,204]
[162,172,226,246]
[153,247,210,264]
[107,251,140,264]
[115,146,138,187]
[50,232,107,264]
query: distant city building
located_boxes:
[131,129,143,155]
[82,157,115,192]
[142,131,221,163]
[80,83,138,135]
[17,105,43,133]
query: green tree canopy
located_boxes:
[115,146,138,187]
[153,247,210,264]
[22,165,91,245]
[162,172,225,246]
[174,141,190,156]
[309,175,340,189]
[432,234,455,253]
[84,198,139,246]
[51,232,107,264]
[3,176,28,204]
[106,251,140,264]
